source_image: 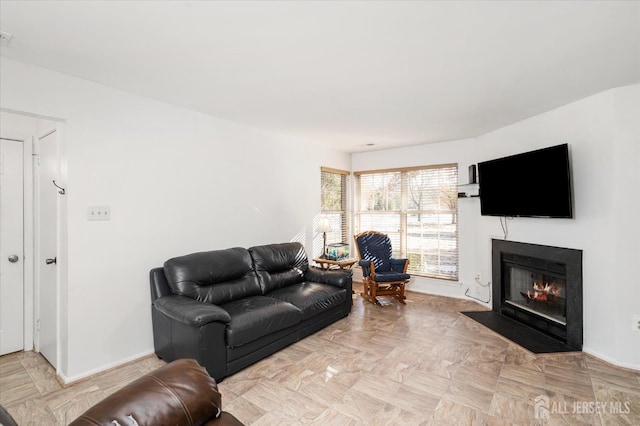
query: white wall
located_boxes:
[352,84,640,370]
[0,58,350,381]
[2,55,637,376]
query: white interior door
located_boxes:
[0,138,25,356]
[37,131,58,367]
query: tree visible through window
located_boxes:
[355,164,458,280]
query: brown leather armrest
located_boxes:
[69,359,234,426]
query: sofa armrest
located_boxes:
[305,267,352,289]
[390,258,409,273]
[358,259,373,277]
[155,295,231,326]
[0,405,17,426]
[150,267,172,301]
[69,359,243,426]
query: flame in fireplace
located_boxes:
[524,282,561,303]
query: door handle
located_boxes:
[8,254,19,263]
[46,257,57,265]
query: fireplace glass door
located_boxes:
[504,264,567,325]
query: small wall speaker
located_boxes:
[469,164,477,184]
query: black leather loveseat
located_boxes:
[150,242,352,381]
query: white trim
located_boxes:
[2,109,67,376]
[23,136,34,351]
[39,128,56,139]
[57,350,156,385]
[0,133,34,352]
[582,346,640,372]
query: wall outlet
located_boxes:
[475,272,481,281]
[88,206,111,221]
[633,315,640,333]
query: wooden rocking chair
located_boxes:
[354,231,410,306]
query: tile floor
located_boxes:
[1,287,638,425]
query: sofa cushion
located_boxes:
[267,282,347,321]
[68,359,235,426]
[164,248,262,305]
[249,242,309,294]
[375,271,411,282]
[221,296,302,347]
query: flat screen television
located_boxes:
[477,144,573,218]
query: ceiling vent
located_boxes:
[0,31,13,47]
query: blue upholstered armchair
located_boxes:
[354,231,410,306]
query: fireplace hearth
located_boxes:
[492,239,583,351]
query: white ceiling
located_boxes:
[1,1,639,153]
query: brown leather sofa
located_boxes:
[0,404,18,426]
[69,359,243,426]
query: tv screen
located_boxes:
[477,144,573,218]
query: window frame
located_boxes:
[354,163,459,281]
[320,167,350,256]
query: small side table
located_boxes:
[313,258,357,270]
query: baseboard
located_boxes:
[406,276,466,299]
[57,350,157,386]
[582,346,640,372]
[356,270,487,305]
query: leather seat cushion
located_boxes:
[267,282,347,321]
[221,296,302,347]
[249,242,309,293]
[164,248,262,305]
[374,271,411,282]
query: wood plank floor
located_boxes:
[1,287,639,425]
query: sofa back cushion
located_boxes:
[163,247,261,305]
[249,242,309,294]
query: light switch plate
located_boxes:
[88,206,111,221]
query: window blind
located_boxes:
[355,164,458,280]
[321,167,349,254]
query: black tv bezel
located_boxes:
[477,144,574,219]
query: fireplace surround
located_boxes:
[492,239,583,351]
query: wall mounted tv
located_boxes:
[477,144,573,218]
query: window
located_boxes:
[320,167,349,252]
[355,164,458,280]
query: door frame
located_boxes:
[0,133,34,352]
[33,126,60,366]
[1,109,66,374]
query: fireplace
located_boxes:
[492,240,583,351]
